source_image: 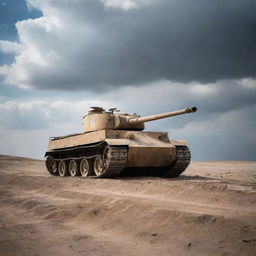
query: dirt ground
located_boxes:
[0,155,255,256]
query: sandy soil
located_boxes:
[0,155,256,256]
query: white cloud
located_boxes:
[240,78,256,89]
[0,98,111,130]
[102,0,138,10]
[0,97,113,159]
[0,65,9,76]
[102,0,152,10]
[0,40,24,54]
[190,83,216,94]
[171,104,256,161]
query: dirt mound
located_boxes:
[0,155,255,255]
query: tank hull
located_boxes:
[45,130,190,178]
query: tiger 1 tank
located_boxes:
[45,106,197,178]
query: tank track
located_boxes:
[45,143,127,178]
[98,146,127,178]
[163,146,191,178]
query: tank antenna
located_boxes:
[114,86,118,107]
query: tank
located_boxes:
[45,106,197,178]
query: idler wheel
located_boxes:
[80,158,91,177]
[69,159,79,177]
[94,157,104,177]
[58,160,69,177]
[46,156,58,175]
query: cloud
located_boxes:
[115,79,256,118]
[171,104,256,161]
[0,0,256,90]
[0,98,111,130]
[0,40,24,54]
[0,97,113,159]
[1,78,256,131]
[102,0,138,10]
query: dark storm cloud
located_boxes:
[84,0,256,86]
[1,0,256,90]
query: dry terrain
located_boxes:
[0,155,256,256]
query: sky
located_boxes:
[0,0,256,161]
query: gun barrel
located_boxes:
[128,106,197,124]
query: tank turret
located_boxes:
[83,106,197,132]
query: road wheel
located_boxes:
[103,146,111,170]
[58,160,69,177]
[94,157,105,177]
[45,156,58,175]
[69,159,78,177]
[80,158,91,177]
